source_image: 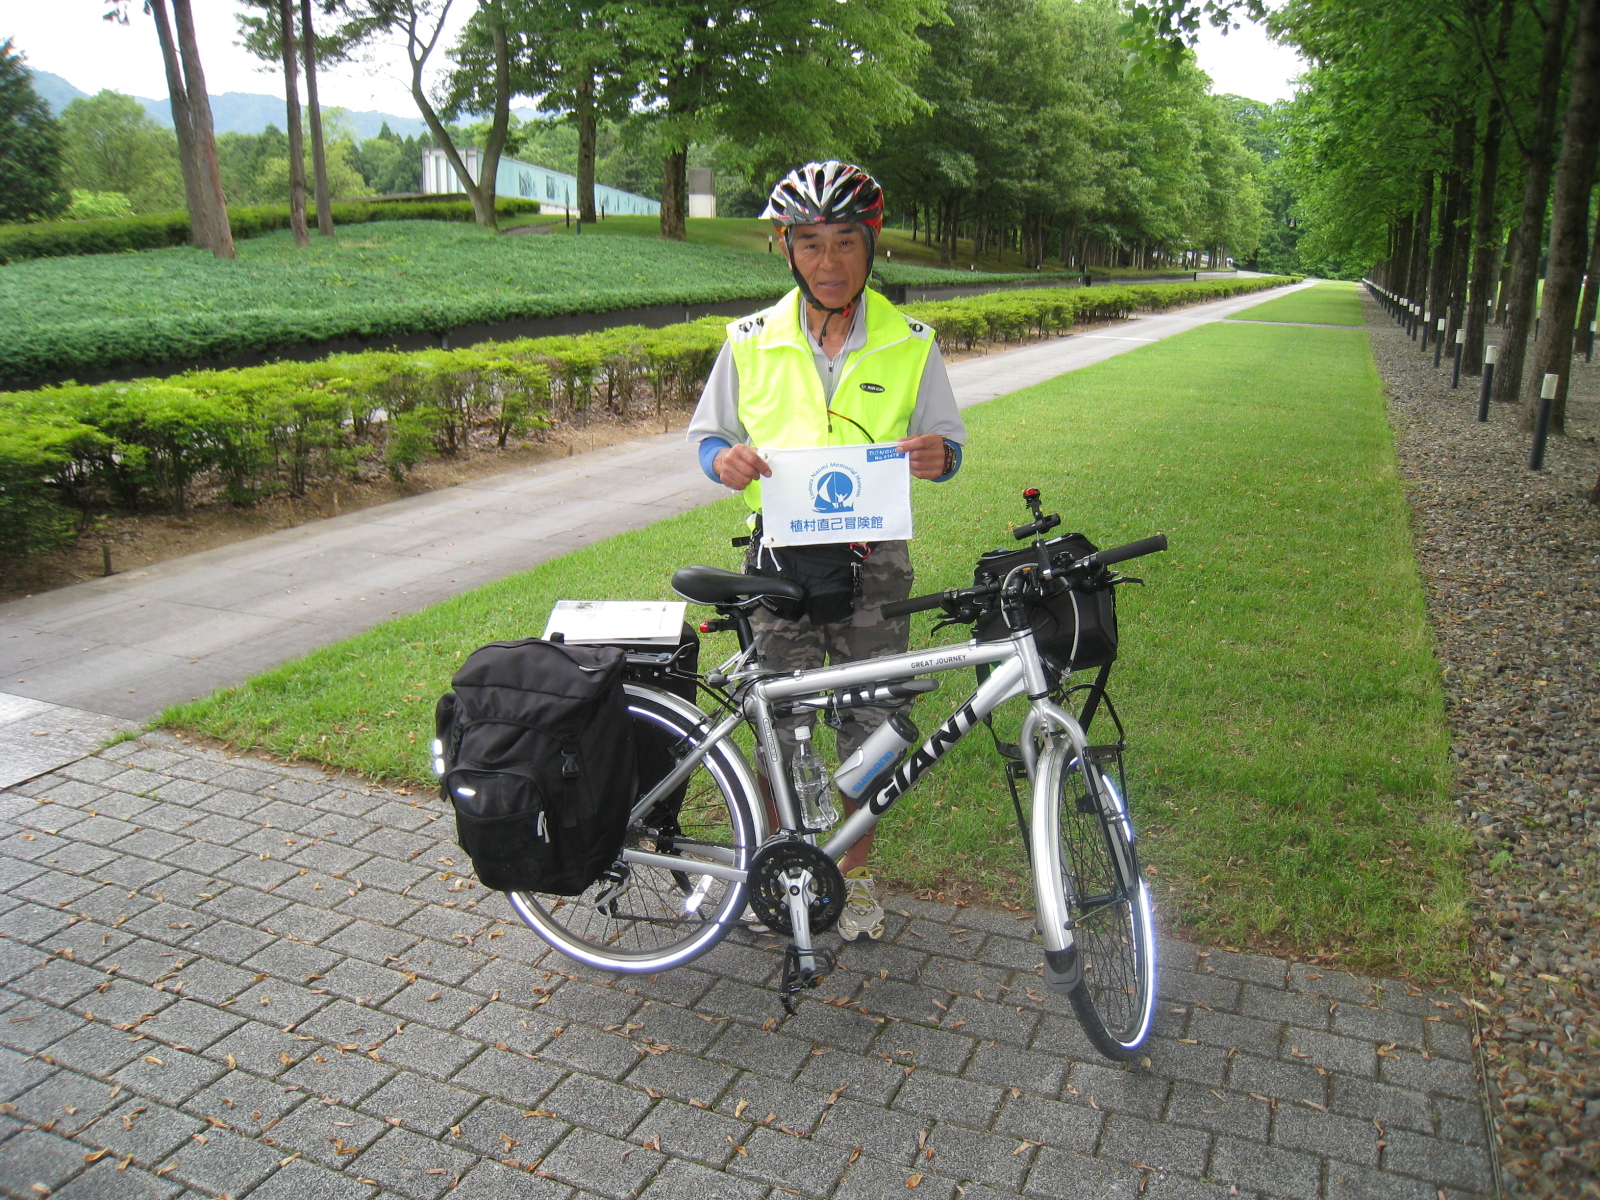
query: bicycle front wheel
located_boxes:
[1035,745,1157,1060]
[507,684,762,973]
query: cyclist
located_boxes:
[686,161,967,940]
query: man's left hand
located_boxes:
[897,433,949,480]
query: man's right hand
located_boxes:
[713,445,771,491]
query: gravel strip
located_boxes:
[1368,287,1600,1199]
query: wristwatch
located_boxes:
[941,439,956,477]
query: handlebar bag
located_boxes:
[435,639,637,894]
[972,534,1119,672]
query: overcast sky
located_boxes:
[3,2,1305,118]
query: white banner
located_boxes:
[759,443,913,547]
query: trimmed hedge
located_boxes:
[902,276,1301,349]
[0,196,541,266]
[872,261,1082,286]
[0,276,1295,556]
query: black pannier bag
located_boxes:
[972,533,1118,672]
[434,639,637,894]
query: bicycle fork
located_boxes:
[1021,700,1091,994]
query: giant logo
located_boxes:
[809,463,860,514]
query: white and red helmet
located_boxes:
[762,161,884,235]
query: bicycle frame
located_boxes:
[617,623,1096,970]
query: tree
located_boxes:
[277,0,312,245]
[60,91,183,213]
[0,39,68,222]
[349,0,512,228]
[456,1,659,223]
[633,0,936,240]
[106,0,235,257]
[1521,0,1600,433]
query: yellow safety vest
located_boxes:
[728,287,936,510]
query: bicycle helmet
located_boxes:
[763,161,884,324]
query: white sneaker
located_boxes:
[838,868,884,941]
[739,904,770,933]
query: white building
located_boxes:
[688,168,716,219]
[421,148,660,216]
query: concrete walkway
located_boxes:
[0,732,1494,1200]
[0,281,1314,788]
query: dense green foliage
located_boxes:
[870,0,1265,272]
[161,314,1462,978]
[0,40,67,223]
[0,275,1291,555]
[59,90,184,215]
[0,196,538,266]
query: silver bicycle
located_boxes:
[506,488,1166,1061]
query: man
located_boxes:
[686,161,967,940]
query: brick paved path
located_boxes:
[0,735,1494,1200]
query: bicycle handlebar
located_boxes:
[880,533,1167,620]
[1084,533,1167,569]
[881,592,951,618]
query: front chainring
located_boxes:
[748,838,846,935]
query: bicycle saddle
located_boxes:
[671,565,805,606]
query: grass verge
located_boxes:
[1228,280,1364,326]
[163,319,1464,980]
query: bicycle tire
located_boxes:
[507,684,762,973]
[1037,744,1157,1060]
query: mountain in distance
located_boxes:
[28,69,547,142]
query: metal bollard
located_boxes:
[1478,345,1497,421]
[1529,373,1558,470]
[1434,317,1446,368]
[1451,327,1465,389]
[1591,321,1596,364]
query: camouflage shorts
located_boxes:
[746,539,916,765]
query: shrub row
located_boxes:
[0,196,541,266]
[901,275,1299,349]
[0,276,1294,556]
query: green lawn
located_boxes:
[0,220,794,386]
[1228,280,1364,326]
[162,319,1463,980]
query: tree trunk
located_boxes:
[1496,230,1516,323]
[660,146,687,240]
[152,0,234,258]
[301,0,332,236]
[148,0,205,248]
[1446,115,1477,339]
[1408,172,1434,303]
[575,73,596,223]
[404,0,508,230]
[1391,210,1414,297]
[173,0,233,257]
[277,0,310,248]
[1464,101,1505,373]
[945,194,961,266]
[1493,0,1574,407]
[1426,160,1458,348]
[1522,0,1600,433]
[1575,215,1600,359]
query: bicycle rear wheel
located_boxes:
[507,684,761,973]
[1036,744,1157,1060]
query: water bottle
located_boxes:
[833,713,918,801]
[790,726,836,830]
